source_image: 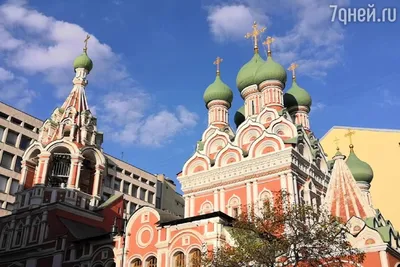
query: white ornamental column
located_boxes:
[219,188,225,213]
[213,190,219,211]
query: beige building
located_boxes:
[156,174,185,217]
[321,126,400,229]
[0,101,183,217]
[0,102,42,215]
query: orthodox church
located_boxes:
[0,21,398,267]
[121,22,400,266]
[0,37,123,267]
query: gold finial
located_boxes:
[288,63,299,80]
[83,34,90,53]
[262,36,275,56]
[245,21,266,52]
[213,56,223,76]
[344,129,356,149]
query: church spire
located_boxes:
[283,63,312,131]
[38,35,102,148]
[203,57,233,127]
[324,137,375,222]
[344,129,374,206]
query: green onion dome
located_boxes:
[234,106,245,128]
[254,55,287,85]
[203,74,233,107]
[346,145,374,183]
[73,52,93,73]
[236,52,264,93]
[283,80,312,109]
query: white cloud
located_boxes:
[100,92,199,146]
[0,67,14,81]
[206,0,348,78]
[207,5,268,42]
[0,1,198,145]
[312,102,326,112]
[0,75,36,109]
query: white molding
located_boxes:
[179,148,293,191]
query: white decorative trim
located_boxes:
[136,225,154,248]
[179,148,293,191]
[141,212,150,223]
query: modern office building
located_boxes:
[0,102,42,216]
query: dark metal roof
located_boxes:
[59,217,107,240]
[158,211,234,227]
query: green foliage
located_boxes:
[204,191,365,267]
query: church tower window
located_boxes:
[13,222,24,247]
[131,259,142,267]
[174,251,185,267]
[189,249,202,267]
[47,148,71,187]
[30,218,40,242]
[146,256,157,267]
[0,224,10,249]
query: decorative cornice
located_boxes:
[180,148,293,192]
[259,80,284,91]
[241,85,259,98]
[207,100,230,109]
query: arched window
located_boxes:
[0,224,10,249]
[298,143,304,155]
[189,249,202,267]
[30,218,40,242]
[259,190,273,211]
[200,201,213,215]
[131,259,142,267]
[228,196,241,217]
[174,251,185,267]
[146,256,157,267]
[13,222,24,247]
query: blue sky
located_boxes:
[0,0,399,192]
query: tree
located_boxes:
[204,191,365,267]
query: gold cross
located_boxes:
[344,129,356,147]
[288,63,299,79]
[334,137,340,146]
[213,56,223,75]
[83,34,90,53]
[245,21,266,51]
[262,36,275,56]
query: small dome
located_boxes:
[73,52,93,73]
[234,106,245,128]
[283,80,312,109]
[203,75,233,107]
[236,52,264,93]
[254,56,287,85]
[346,146,374,183]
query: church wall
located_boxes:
[126,209,160,262]
[194,193,214,215]
[37,256,53,266]
[257,176,281,194]
[386,251,399,266]
[362,251,383,266]
[224,184,247,213]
